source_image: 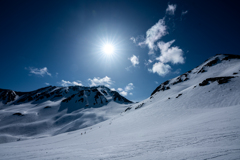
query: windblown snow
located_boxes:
[0,54,240,159]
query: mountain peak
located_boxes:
[151,54,240,96]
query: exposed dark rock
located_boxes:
[110,91,132,103]
[205,57,220,67]
[135,103,144,109]
[125,107,131,112]
[233,72,238,75]
[173,77,182,85]
[13,112,23,116]
[199,76,235,86]
[78,98,84,102]
[222,54,240,61]
[151,80,170,96]
[91,89,98,92]
[78,90,84,97]
[52,94,62,98]
[102,90,108,96]
[27,96,33,101]
[44,106,51,109]
[198,68,206,74]
[62,94,76,103]
[176,94,182,98]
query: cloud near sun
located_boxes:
[130,3,185,76]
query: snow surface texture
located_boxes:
[0,54,240,159]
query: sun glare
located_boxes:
[103,44,114,54]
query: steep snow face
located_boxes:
[0,54,240,159]
[0,86,132,143]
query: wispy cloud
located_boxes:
[45,82,50,85]
[129,55,139,67]
[119,83,134,96]
[125,83,134,91]
[88,76,113,87]
[60,80,83,86]
[130,35,145,45]
[181,10,188,16]
[130,3,185,76]
[166,4,177,15]
[26,67,51,77]
[144,59,154,66]
[180,10,188,20]
[138,19,167,53]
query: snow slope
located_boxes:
[0,54,240,159]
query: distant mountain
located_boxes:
[0,85,132,112]
[0,85,132,143]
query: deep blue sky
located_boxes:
[0,0,239,101]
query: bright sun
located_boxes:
[103,44,114,54]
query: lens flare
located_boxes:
[103,44,114,54]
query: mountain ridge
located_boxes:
[151,54,240,96]
[0,85,132,107]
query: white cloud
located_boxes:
[60,80,83,86]
[88,76,113,87]
[181,10,188,16]
[129,55,139,67]
[151,62,171,76]
[120,91,128,96]
[111,88,116,91]
[166,4,177,15]
[130,3,185,77]
[116,83,134,97]
[117,88,123,92]
[157,40,184,64]
[174,68,181,74]
[155,81,158,84]
[125,83,134,91]
[138,19,167,52]
[144,59,154,66]
[130,37,136,43]
[45,83,50,85]
[130,35,145,45]
[26,67,51,77]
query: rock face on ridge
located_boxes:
[151,54,240,96]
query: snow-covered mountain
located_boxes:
[0,85,132,143]
[0,54,240,159]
